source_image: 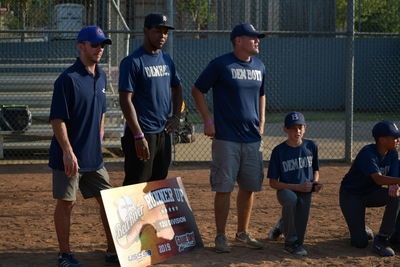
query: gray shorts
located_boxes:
[52,166,112,201]
[210,139,264,192]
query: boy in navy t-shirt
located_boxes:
[267,112,322,255]
[340,120,400,257]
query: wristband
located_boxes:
[134,133,144,140]
[204,120,213,126]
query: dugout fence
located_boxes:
[0,0,399,164]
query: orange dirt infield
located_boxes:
[1,163,399,266]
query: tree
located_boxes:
[336,0,347,30]
[177,0,215,30]
[1,0,48,40]
[336,0,400,33]
[356,0,400,32]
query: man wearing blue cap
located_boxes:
[267,112,322,255]
[340,120,400,257]
[49,26,117,266]
[192,23,266,253]
[118,13,183,185]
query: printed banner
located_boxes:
[101,177,203,267]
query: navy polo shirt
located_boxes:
[341,144,399,195]
[195,52,265,143]
[267,139,319,184]
[118,46,181,134]
[48,58,107,172]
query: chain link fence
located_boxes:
[0,0,399,164]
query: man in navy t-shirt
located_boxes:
[118,13,183,185]
[49,26,117,266]
[340,120,400,257]
[192,23,266,253]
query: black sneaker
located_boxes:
[268,225,282,241]
[372,236,395,257]
[284,241,308,256]
[57,253,84,267]
[105,251,119,263]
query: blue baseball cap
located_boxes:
[284,112,306,128]
[144,13,174,29]
[230,23,265,40]
[372,120,400,138]
[77,26,112,45]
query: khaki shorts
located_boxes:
[210,139,264,192]
[52,166,112,201]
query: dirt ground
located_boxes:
[1,162,400,267]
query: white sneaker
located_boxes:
[235,232,263,249]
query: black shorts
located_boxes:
[121,131,171,185]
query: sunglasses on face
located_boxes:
[86,42,106,48]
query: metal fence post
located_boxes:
[165,0,174,59]
[345,0,355,163]
[110,0,130,57]
[165,0,175,163]
[106,0,114,93]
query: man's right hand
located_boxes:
[135,138,150,161]
[204,123,215,137]
[388,184,400,197]
[63,151,79,178]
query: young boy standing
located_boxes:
[340,120,400,257]
[267,112,322,255]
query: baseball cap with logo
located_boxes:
[144,13,174,29]
[230,23,265,40]
[284,112,306,128]
[372,120,400,138]
[77,26,112,45]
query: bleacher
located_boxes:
[0,63,124,159]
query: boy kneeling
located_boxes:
[340,120,400,257]
[267,112,322,255]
